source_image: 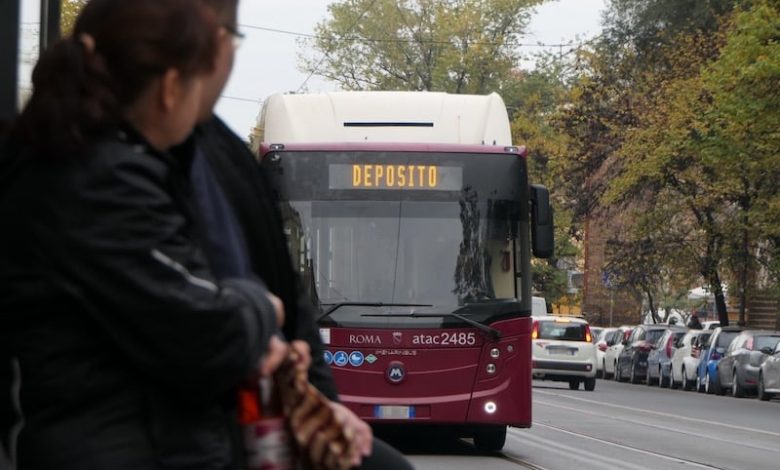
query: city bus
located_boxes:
[257,91,553,451]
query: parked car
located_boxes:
[758,340,780,401]
[646,327,687,386]
[616,324,669,384]
[696,326,744,394]
[702,320,721,330]
[604,326,634,380]
[670,330,712,390]
[591,327,605,344]
[531,315,598,391]
[716,330,780,397]
[595,327,619,378]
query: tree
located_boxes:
[602,0,737,68]
[510,53,581,305]
[698,0,780,322]
[603,199,701,325]
[299,0,543,93]
[603,40,733,326]
[553,1,747,326]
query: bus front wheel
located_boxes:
[474,425,506,452]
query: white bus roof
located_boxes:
[259,91,512,146]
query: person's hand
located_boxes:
[290,340,312,373]
[328,401,373,466]
[259,335,289,376]
[266,292,285,328]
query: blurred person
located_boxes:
[187,1,414,468]
[688,313,703,329]
[0,0,289,468]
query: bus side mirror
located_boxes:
[530,184,554,258]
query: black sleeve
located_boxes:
[0,357,13,459]
[55,148,279,404]
[200,117,342,401]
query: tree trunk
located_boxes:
[645,288,658,323]
[709,270,729,327]
[738,193,750,326]
[700,241,728,326]
[739,227,748,326]
[696,209,728,326]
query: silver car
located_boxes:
[758,340,780,400]
[716,330,780,397]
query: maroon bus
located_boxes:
[258,91,554,451]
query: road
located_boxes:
[388,378,780,470]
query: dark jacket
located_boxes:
[0,128,279,469]
[192,117,338,401]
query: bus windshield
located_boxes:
[265,150,529,323]
[289,199,516,307]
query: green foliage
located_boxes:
[699,1,780,300]
[602,0,737,67]
[299,0,542,92]
[509,53,582,303]
[549,42,640,228]
[590,0,780,316]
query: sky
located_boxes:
[19,0,607,138]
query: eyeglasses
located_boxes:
[223,23,245,49]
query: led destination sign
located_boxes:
[329,164,463,190]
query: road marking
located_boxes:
[535,389,780,438]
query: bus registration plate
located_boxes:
[374,405,414,419]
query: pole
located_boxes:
[0,0,20,128]
[609,288,614,327]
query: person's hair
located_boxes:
[14,0,219,156]
[198,0,239,25]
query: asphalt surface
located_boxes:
[394,377,780,470]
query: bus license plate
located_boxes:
[374,405,414,419]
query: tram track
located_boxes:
[498,451,550,470]
[525,421,731,470]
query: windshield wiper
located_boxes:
[413,312,500,340]
[317,302,432,322]
[362,310,501,341]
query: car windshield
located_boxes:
[538,321,588,341]
[646,329,666,344]
[717,331,739,347]
[754,335,780,351]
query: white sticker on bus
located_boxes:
[319,328,331,345]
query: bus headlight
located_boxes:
[484,401,497,414]
[486,363,496,374]
[490,348,500,358]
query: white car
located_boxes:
[604,326,634,379]
[532,315,598,391]
[670,330,712,390]
[702,320,721,330]
[595,327,619,378]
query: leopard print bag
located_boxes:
[273,350,358,470]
